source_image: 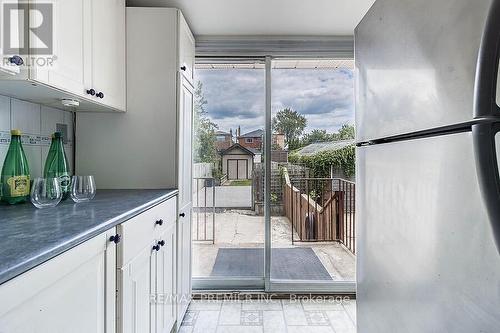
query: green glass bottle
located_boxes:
[0,129,31,204]
[44,132,71,200]
[43,133,56,177]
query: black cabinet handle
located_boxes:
[155,219,163,226]
[109,234,121,244]
[179,213,185,218]
[158,240,165,247]
[8,55,23,66]
[152,244,161,252]
[86,89,96,96]
[180,65,187,71]
[96,92,104,99]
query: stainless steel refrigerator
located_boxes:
[355,0,500,331]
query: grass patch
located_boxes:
[229,180,252,186]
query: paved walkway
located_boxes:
[193,186,252,208]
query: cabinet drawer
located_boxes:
[117,197,177,267]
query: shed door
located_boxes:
[227,159,248,180]
[237,160,248,179]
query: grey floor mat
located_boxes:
[210,247,332,280]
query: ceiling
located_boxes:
[126,0,376,36]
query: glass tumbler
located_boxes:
[30,177,62,209]
[71,175,96,203]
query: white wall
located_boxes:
[0,96,74,179]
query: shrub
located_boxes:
[289,145,355,178]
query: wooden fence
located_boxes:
[283,168,356,254]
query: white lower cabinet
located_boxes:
[156,224,177,333]
[118,197,179,333]
[177,204,192,329]
[0,196,186,333]
[0,228,117,333]
[118,243,156,333]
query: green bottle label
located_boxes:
[7,175,30,197]
[59,173,71,192]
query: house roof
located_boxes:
[247,147,261,155]
[215,130,231,136]
[239,129,263,138]
[294,139,355,157]
[220,143,255,156]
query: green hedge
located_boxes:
[289,145,355,178]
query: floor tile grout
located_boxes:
[184,299,356,332]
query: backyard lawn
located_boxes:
[229,180,252,186]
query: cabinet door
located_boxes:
[0,0,21,76]
[177,11,195,84]
[91,0,126,110]
[156,223,176,333]
[177,204,192,328]
[0,228,116,333]
[178,75,194,209]
[30,0,91,97]
[118,244,156,333]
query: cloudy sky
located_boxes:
[196,67,354,136]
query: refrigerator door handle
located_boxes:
[472,123,500,253]
[473,0,500,253]
[474,0,500,119]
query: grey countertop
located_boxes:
[0,189,178,285]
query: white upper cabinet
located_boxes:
[89,0,126,111]
[0,0,125,112]
[30,0,91,98]
[178,12,195,83]
[178,74,194,209]
[0,1,21,75]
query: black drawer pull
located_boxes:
[158,240,165,247]
[179,213,185,218]
[8,55,23,66]
[180,65,187,71]
[155,219,163,226]
[152,244,161,251]
[109,234,121,244]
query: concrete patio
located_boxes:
[192,209,356,281]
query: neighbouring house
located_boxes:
[272,133,286,150]
[237,129,263,150]
[220,143,255,180]
[215,130,233,151]
[248,147,262,164]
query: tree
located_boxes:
[193,81,218,163]
[301,129,334,146]
[272,108,307,150]
[336,124,355,140]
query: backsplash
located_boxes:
[0,95,74,179]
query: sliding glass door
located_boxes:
[191,59,267,290]
[191,57,356,293]
[269,58,356,293]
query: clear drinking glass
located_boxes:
[30,177,62,208]
[71,175,96,202]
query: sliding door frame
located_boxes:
[192,55,356,294]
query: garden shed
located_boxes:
[220,143,255,180]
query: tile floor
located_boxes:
[179,297,356,333]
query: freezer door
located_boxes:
[355,0,493,142]
[356,132,500,332]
